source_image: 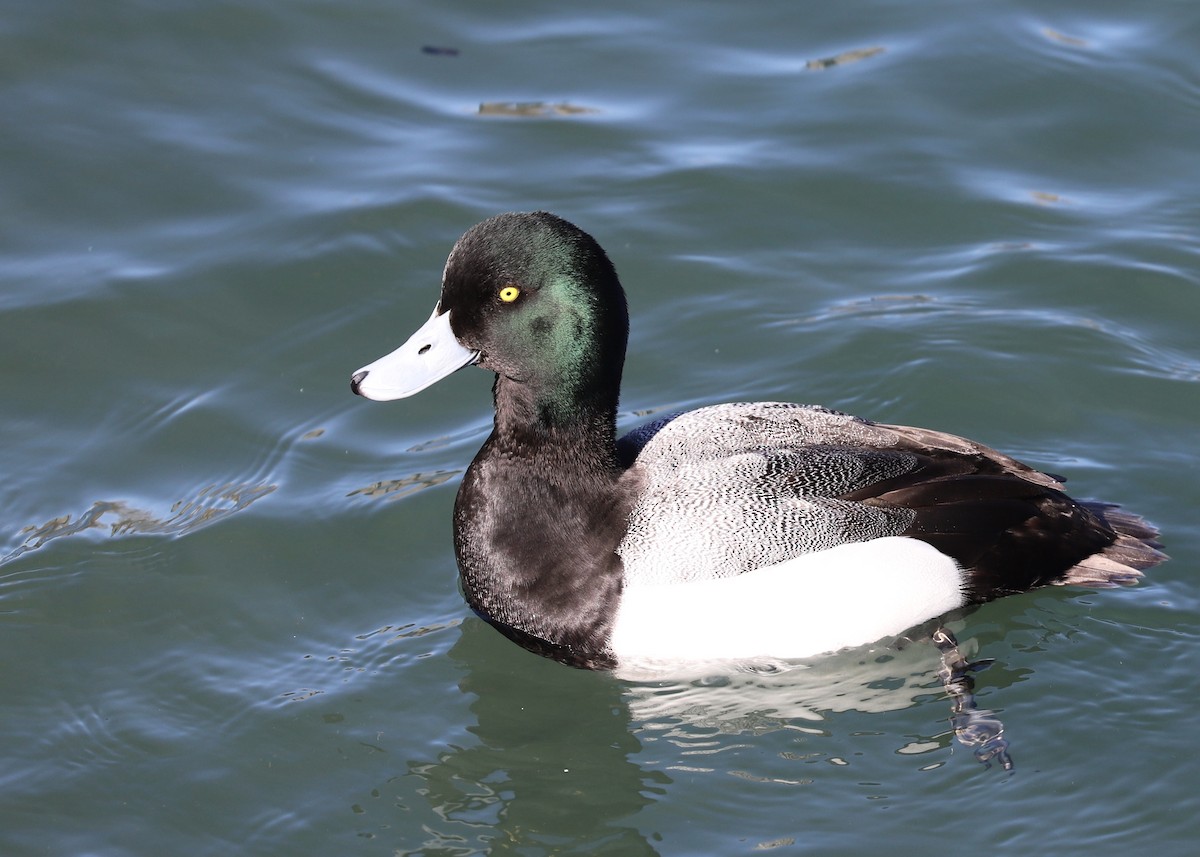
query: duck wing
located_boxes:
[615,402,1163,597]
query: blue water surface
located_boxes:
[2,1,1198,855]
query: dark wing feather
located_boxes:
[843,424,1165,599]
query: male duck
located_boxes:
[351,212,1165,671]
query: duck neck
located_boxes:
[451,375,631,668]
[491,373,623,475]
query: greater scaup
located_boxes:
[350,212,1166,671]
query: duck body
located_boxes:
[351,212,1165,671]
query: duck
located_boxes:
[350,211,1166,672]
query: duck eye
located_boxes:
[499,285,520,303]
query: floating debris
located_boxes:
[1040,28,1089,48]
[3,483,277,564]
[421,45,460,56]
[348,469,458,501]
[806,45,885,70]
[1030,190,1068,205]
[478,101,599,117]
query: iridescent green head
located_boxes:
[352,212,630,428]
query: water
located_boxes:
[3,1,1198,854]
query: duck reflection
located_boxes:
[405,619,666,855]
[400,618,1017,852]
[619,621,1015,773]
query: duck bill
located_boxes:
[350,307,479,401]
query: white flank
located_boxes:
[608,536,966,665]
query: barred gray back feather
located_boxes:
[616,403,922,585]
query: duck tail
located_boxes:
[1059,503,1168,587]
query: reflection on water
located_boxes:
[394,619,1024,853]
[623,623,1015,771]
[402,620,664,855]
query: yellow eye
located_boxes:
[499,285,520,303]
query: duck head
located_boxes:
[351,212,630,430]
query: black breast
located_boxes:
[452,434,635,667]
